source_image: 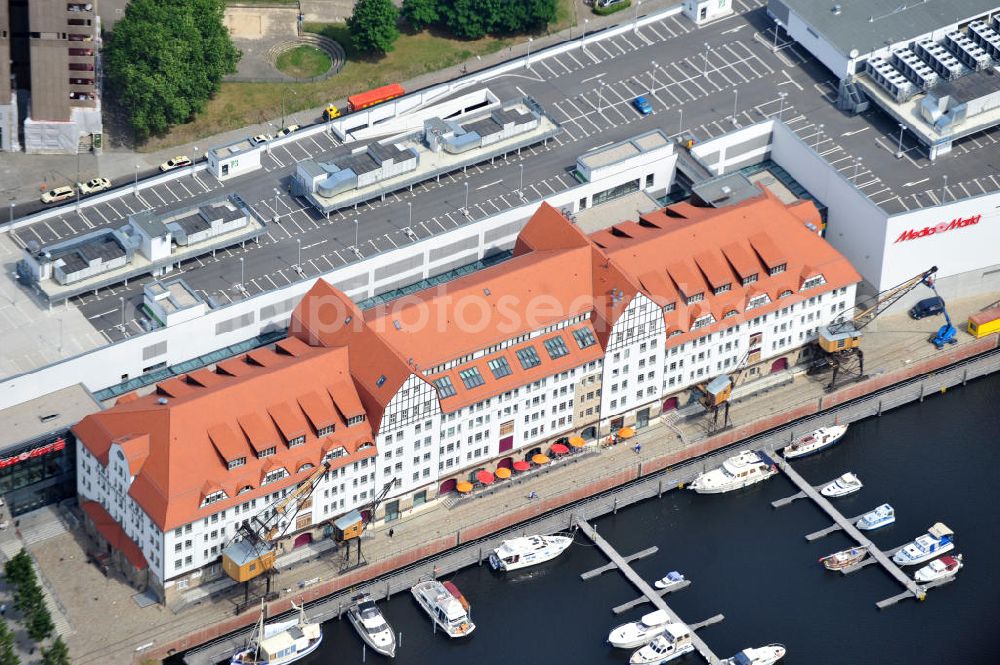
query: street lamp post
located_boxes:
[773,20,781,51]
[526,37,533,68]
[649,61,657,93]
[597,80,605,113]
[702,42,711,78]
[814,124,824,151]
[678,108,683,135]
[518,163,524,196]
[192,146,198,178]
[942,175,949,202]
[354,219,359,249]
[464,181,470,214]
[119,296,126,333]
[239,257,245,295]
[296,238,302,274]
[896,123,906,158]
[134,164,140,198]
[407,201,412,229]
[853,156,863,182]
[633,0,641,32]
[777,91,787,121]
[9,200,14,225]
[583,19,589,57]
[732,88,739,123]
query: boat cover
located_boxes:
[756,450,776,467]
[641,610,669,626]
[734,652,752,665]
[928,522,953,538]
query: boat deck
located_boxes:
[773,460,926,608]
[574,518,722,665]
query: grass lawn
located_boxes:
[275,45,332,79]
[138,3,578,151]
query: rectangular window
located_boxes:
[742,274,758,285]
[487,356,512,379]
[458,367,486,389]
[227,457,246,470]
[573,328,596,349]
[801,274,826,290]
[685,292,704,304]
[713,284,731,295]
[287,435,306,447]
[543,335,569,360]
[316,425,334,437]
[515,346,542,370]
[433,376,457,398]
[769,264,787,276]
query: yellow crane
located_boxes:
[697,349,753,432]
[814,266,938,390]
[222,460,330,605]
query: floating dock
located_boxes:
[575,518,722,665]
[613,580,692,614]
[581,546,658,580]
[773,460,927,608]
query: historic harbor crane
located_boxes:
[333,477,397,572]
[813,266,938,390]
[698,349,753,432]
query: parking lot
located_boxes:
[7,0,1000,344]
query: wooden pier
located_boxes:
[804,512,869,541]
[581,546,658,580]
[613,580,692,614]
[774,460,927,608]
[574,518,722,665]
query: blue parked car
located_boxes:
[633,96,653,115]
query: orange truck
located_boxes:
[348,83,405,113]
[968,303,1000,338]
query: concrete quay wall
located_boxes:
[159,334,999,665]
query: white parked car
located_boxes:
[250,133,273,145]
[40,186,76,204]
[159,156,192,172]
[78,177,111,195]
[276,124,299,138]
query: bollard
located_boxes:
[877,400,882,417]
[613,497,618,514]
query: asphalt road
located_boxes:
[10,0,1000,342]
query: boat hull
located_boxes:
[914,556,962,583]
[346,609,396,658]
[488,535,572,571]
[231,633,322,665]
[630,643,696,664]
[782,426,848,459]
[856,516,894,531]
[893,541,954,566]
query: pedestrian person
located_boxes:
[388,528,394,539]
[634,443,641,454]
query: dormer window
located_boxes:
[723,309,738,318]
[747,294,770,310]
[779,289,794,298]
[317,425,334,437]
[801,274,826,290]
[257,446,276,459]
[347,414,365,426]
[662,302,676,312]
[238,485,253,495]
[713,284,731,295]
[768,264,787,276]
[262,468,288,485]
[227,457,247,470]
[287,436,306,447]
[742,274,758,285]
[692,314,715,330]
[685,292,704,305]
[201,490,227,507]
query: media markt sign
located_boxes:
[894,214,982,243]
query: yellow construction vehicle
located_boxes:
[323,104,341,121]
[697,349,753,432]
[813,266,938,390]
[222,460,330,605]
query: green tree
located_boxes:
[103,0,240,140]
[0,620,19,665]
[26,605,53,643]
[14,579,43,615]
[40,637,70,665]
[524,0,558,30]
[401,0,439,30]
[3,550,31,585]
[446,0,489,39]
[347,0,401,54]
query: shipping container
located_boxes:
[348,83,405,113]
[968,304,1000,338]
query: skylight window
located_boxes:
[458,367,486,389]
[433,376,457,398]
[543,335,569,360]
[573,328,596,349]
[515,346,542,370]
[487,357,512,379]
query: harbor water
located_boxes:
[231,374,1000,664]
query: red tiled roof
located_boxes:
[81,500,147,570]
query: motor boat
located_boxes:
[688,450,777,494]
[721,644,786,665]
[608,609,671,649]
[893,523,955,566]
[653,571,686,590]
[819,472,862,497]
[488,533,573,571]
[410,580,475,638]
[346,592,396,658]
[629,624,695,664]
[782,425,848,459]
[819,547,867,571]
[231,602,322,665]
[914,554,963,583]
[855,504,895,531]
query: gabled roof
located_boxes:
[73,343,374,531]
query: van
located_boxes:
[909,296,944,319]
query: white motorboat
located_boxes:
[346,592,396,658]
[629,623,695,664]
[688,450,778,494]
[608,609,671,649]
[855,503,895,531]
[653,571,686,590]
[231,602,322,665]
[410,580,475,638]
[488,533,573,571]
[819,472,862,497]
[914,554,963,583]
[782,425,848,459]
[819,547,867,571]
[893,523,955,566]
[721,644,787,665]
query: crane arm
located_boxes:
[260,460,331,542]
[829,266,938,334]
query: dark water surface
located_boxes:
[243,374,1000,665]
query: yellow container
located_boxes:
[968,305,1000,338]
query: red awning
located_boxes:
[551,443,570,455]
[512,461,531,472]
[476,470,495,485]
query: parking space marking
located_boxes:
[539,60,559,79]
[105,199,126,218]
[646,21,669,41]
